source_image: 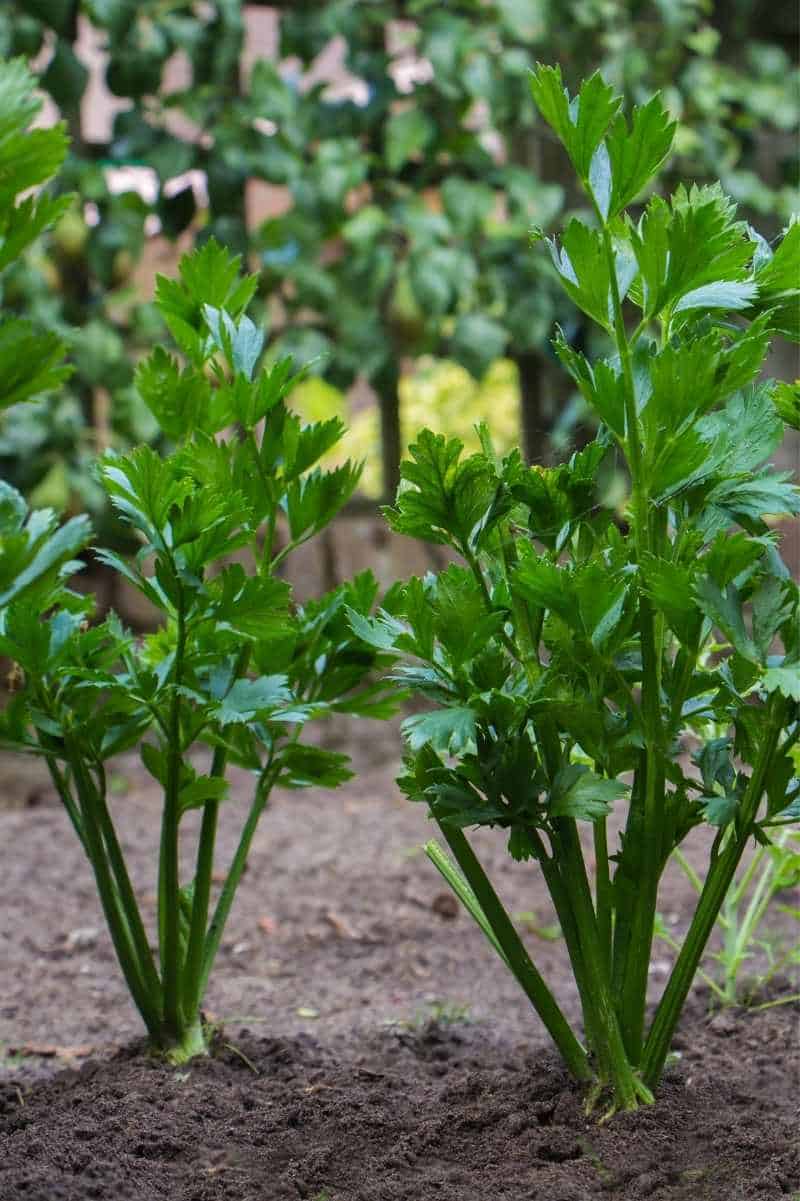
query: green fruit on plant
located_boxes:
[111,249,135,285]
[388,270,426,344]
[53,209,89,259]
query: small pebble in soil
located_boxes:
[708,1013,737,1036]
[65,926,100,951]
[431,891,459,919]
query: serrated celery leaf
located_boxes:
[136,348,213,440]
[385,430,498,549]
[762,665,800,702]
[402,707,476,754]
[673,280,758,314]
[555,337,627,439]
[772,381,800,430]
[0,514,91,606]
[179,776,229,813]
[703,792,739,827]
[631,186,754,318]
[752,577,796,660]
[101,446,193,539]
[0,319,71,410]
[530,64,621,181]
[345,606,405,651]
[605,94,676,217]
[278,744,353,788]
[695,577,759,661]
[0,192,72,273]
[212,566,290,639]
[0,481,27,534]
[549,763,626,821]
[285,463,362,540]
[213,675,292,726]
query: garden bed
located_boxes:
[1,747,798,1201]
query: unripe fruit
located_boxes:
[53,209,89,259]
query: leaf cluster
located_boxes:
[2,2,798,513]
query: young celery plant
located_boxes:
[350,66,800,1113]
[0,240,401,1061]
[660,824,800,1007]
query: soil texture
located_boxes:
[1,747,798,1201]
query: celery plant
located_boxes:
[351,66,800,1113]
[659,827,800,1007]
[0,240,400,1061]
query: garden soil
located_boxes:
[1,738,798,1201]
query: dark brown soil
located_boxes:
[1,743,798,1201]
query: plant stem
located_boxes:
[672,847,704,895]
[529,828,608,1073]
[599,217,666,1065]
[436,821,591,1082]
[164,1015,208,1064]
[617,599,665,1062]
[44,754,88,856]
[722,844,777,1004]
[424,841,510,965]
[594,815,612,976]
[553,820,647,1110]
[68,749,163,1041]
[91,764,162,1004]
[198,765,277,1003]
[159,593,187,1036]
[642,702,785,1087]
[183,644,252,1019]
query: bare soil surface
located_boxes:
[1,740,798,1201]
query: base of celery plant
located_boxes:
[583,1072,655,1121]
[159,1017,210,1065]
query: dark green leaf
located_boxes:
[402,707,476,755]
[549,764,626,821]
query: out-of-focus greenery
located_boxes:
[293,359,521,498]
[1,0,797,528]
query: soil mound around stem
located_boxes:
[1,1001,797,1201]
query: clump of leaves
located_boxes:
[0,59,92,615]
[0,238,400,1062]
[0,59,74,414]
[353,66,800,1115]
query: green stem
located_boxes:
[594,816,612,976]
[90,763,162,1005]
[436,821,591,1082]
[198,765,277,1003]
[528,828,606,1073]
[44,754,88,856]
[599,218,665,1065]
[553,820,647,1110]
[672,846,704,895]
[655,924,726,1002]
[68,749,163,1041]
[424,840,510,965]
[159,593,186,1036]
[642,703,785,1088]
[722,845,777,1003]
[617,598,665,1063]
[183,644,252,1020]
[727,843,765,910]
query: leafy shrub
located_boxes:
[353,66,800,1114]
[0,208,401,1058]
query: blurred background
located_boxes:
[1,0,798,597]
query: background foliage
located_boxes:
[1,0,797,532]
